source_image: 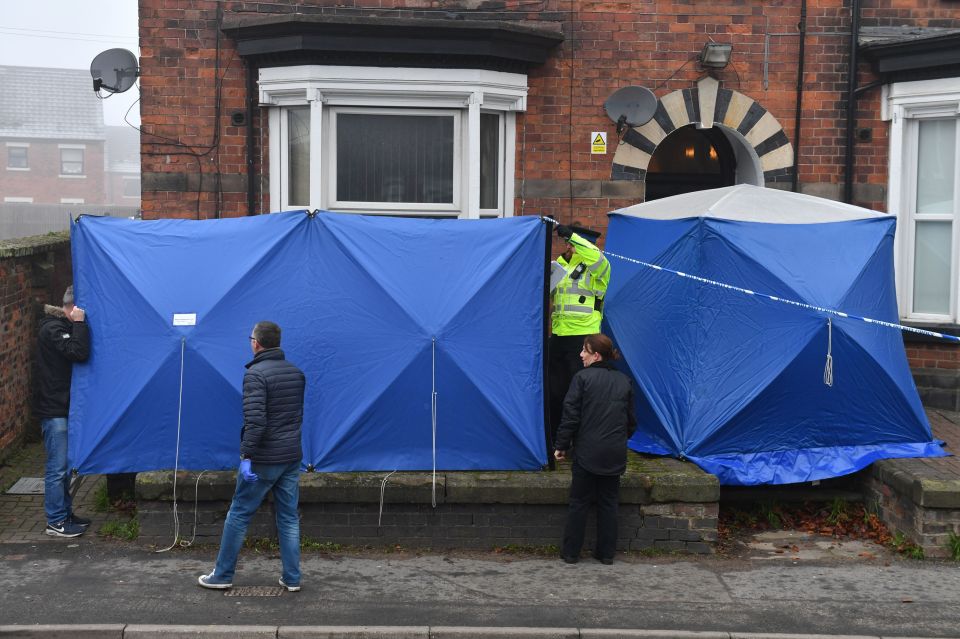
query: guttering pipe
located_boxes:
[791,0,807,193]
[246,60,258,215]
[843,0,862,204]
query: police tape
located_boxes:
[541,215,960,344]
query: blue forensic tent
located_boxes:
[68,211,548,474]
[604,185,947,485]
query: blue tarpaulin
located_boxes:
[604,185,947,485]
[68,211,548,474]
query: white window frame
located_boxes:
[122,176,141,199]
[259,65,525,218]
[4,197,33,203]
[60,198,85,205]
[886,78,960,323]
[327,106,462,213]
[58,144,86,178]
[6,143,29,171]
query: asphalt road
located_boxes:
[1,541,959,637]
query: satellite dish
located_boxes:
[90,48,139,94]
[604,86,657,134]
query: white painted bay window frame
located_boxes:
[886,78,960,324]
[260,65,526,218]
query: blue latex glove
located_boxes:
[239,458,258,482]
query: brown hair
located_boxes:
[583,333,620,361]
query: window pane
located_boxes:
[480,113,500,210]
[61,148,83,175]
[336,113,454,204]
[287,107,310,207]
[917,119,956,214]
[123,178,141,197]
[8,147,27,168]
[913,220,952,315]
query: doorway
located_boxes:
[645,125,743,201]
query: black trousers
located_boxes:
[548,334,587,445]
[562,460,621,560]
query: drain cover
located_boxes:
[223,586,284,597]
[6,478,44,495]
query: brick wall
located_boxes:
[0,140,106,205]
[136,467,720,553]
[0,235,72,460]
[137,0,960,230]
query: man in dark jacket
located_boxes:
[199,321,306,592]
[35,285,91,538]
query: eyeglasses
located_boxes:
[249,336,257,342]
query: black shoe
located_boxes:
[68,513,91,529]
[45,520,85,538]
[593,553,613,565]
[561,555,579,564]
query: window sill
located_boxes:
[6,167,29,172]
[59,174,86,179]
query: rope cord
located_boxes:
[824,317,834,387]
[431,336,438,509]
[155,337,187,554]
[540,215,960,343]
[378,470,397,527]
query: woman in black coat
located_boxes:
[554,333,637,564]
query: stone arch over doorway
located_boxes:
[611,76,794,195]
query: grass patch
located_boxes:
[493,544,560,557]
[301,537,343,552]
[93,483,112,512]
[99,518,139,541]
[947,532,960,561]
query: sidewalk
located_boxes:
[2,413,959,638]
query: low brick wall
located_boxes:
[136,455,720,554]
[864,458,960,559]
[0,233,72,461]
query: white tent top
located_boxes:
[611,184,893,223]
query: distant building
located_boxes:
[105,125,141,207]
[0,66,106,206]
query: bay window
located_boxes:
[262,66,524,218]
[887,78,960,323]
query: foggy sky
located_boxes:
[0,2,141,126]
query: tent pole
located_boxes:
[542,219,555,470]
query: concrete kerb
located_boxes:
[0,627,958,639]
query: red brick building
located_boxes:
[0,66,107,207]
[138,1,960,404]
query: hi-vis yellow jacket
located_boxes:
[552,232,611,336]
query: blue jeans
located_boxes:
[213,460,301,585]
[42,417,73,525]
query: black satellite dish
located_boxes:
[604,86,657,135]
[90,48,139,94]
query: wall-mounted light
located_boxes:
[684,147,696,159]
[699,42,733,69]
[709,146,718,160]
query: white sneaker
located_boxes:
[279,577,300,592]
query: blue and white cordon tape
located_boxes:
[541,215,960,346]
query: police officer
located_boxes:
[549,223,611,444]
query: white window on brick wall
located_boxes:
[887,78,960,323]
[59,146,85,176]
[6,144,28,170]
[123,177,141,198]
[261,66,523,218]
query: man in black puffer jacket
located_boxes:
[199,321,306,592]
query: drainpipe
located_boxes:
[791,0,807,193]
[843,0,862,204]
[246,61,258,215]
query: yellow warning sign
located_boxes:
[591,131,607,154]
